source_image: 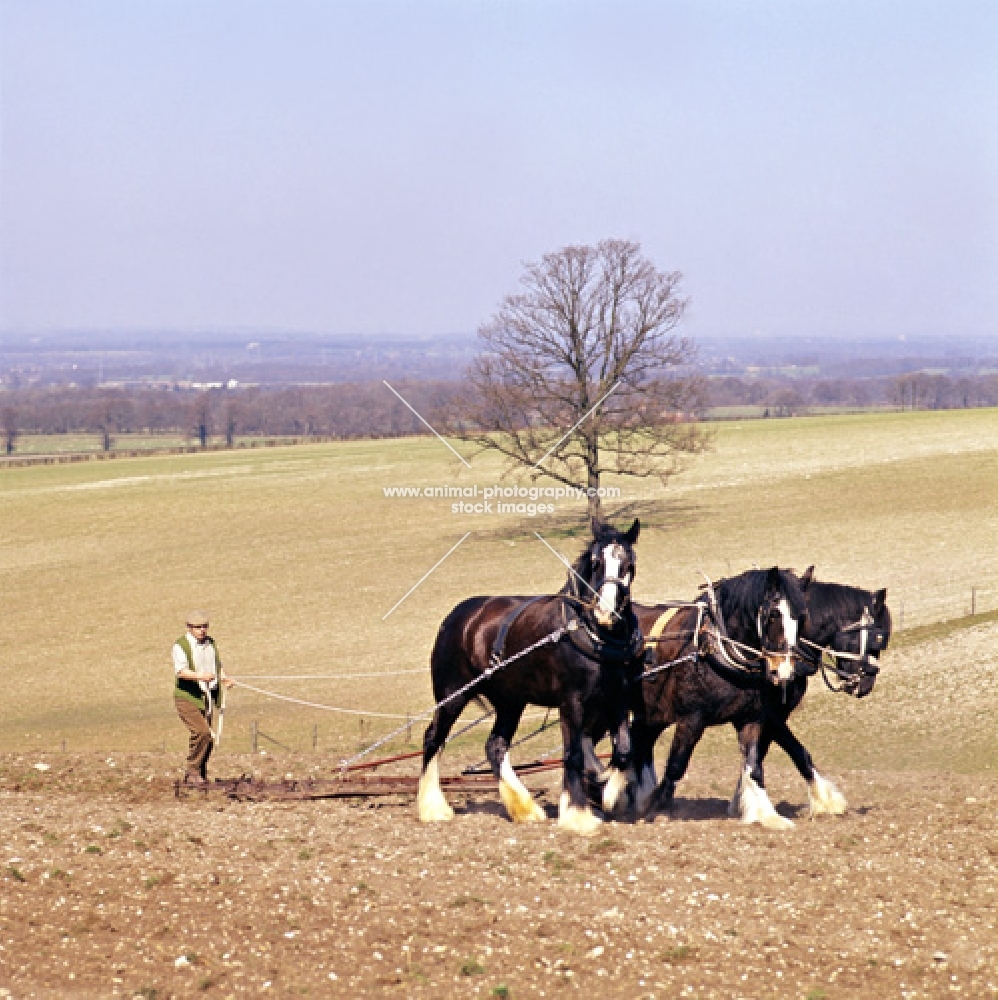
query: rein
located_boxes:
[796,636,881,693]
[339,614,581,771]
[699,579,775,675]
[795,609,883,694]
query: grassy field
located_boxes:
[1,408,996,775]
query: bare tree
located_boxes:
[446,239,708,520]
[191,393,211,448]
[2,406,17,455]
[222,397,240,448]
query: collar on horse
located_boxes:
[561,599,644,665]
[489,595,643,670]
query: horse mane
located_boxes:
[805,578,890,644]
[561,547,594,599]
[713,567,807,639]
[715,568,805,614]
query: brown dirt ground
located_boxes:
[1,752,996,1000]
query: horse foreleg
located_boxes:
[417,699,468,823]
[557,698,602,835]
[623,719,662,820]
[768,718,847,818]
[486,708,545,824]
[730,722,794,830]
[601,714,635,816]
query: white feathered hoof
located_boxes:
[416,755,454,823]
[601,767,630,815]
[499,755,546,823]
[558,790,602,835]
[808,770,848,817]
[730,767,795,831]
[630,764,659,819]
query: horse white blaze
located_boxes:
[498,753,546,823]
[416,754,454,823]
[729,766,795,830]
[808,770,848,817]
[558,790,602,835]
[595,544,621,626]
[771,598,797,682]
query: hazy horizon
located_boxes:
[2,1,996,342]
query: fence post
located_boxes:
[972,587,977,616]
[312,724,318,751]
[407,711,412,744]
[251,720,258,754]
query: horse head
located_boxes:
[798,570,891,698]
[832,585,890,698]
[565,517,640,629]
[757,566,811,686]
[590,517,640,628]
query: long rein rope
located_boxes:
[336,618,581,772]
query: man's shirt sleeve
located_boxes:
[172,643,188,676]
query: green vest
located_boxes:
[174,635,222,710]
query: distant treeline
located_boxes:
[0,382,458,452]
[707,371,998,415]
[2,371,997,452]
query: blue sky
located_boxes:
[1,1,996,340]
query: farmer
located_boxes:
[172,612,234,785]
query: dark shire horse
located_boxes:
[626,568,890,828]
[763,574,891,811]
[418,519,644,834]
[617,567,812,829]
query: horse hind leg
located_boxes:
[417,699,469,824]
[417,753,454,823]
[487,712,545,824]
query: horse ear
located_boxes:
[624,518,640,545]
[799,565,815,589]
[765,566,781,591]
[590,516,604,539]
[873,588,887,612]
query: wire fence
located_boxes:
[891,585,997,632]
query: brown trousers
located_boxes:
[175,696,213,779]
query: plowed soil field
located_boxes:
[2,751,996,1000]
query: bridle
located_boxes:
[796,607,886,694]
[756,592,795,655]
[698,576,801,683]
[567,542,634,624]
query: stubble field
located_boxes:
[1,408,997,998]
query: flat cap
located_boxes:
[186,610,210,627]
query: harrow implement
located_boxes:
[173,751,564,803]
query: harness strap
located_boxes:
[490,597,547,668]
[339,618,577,771]
[644,607,681,652]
